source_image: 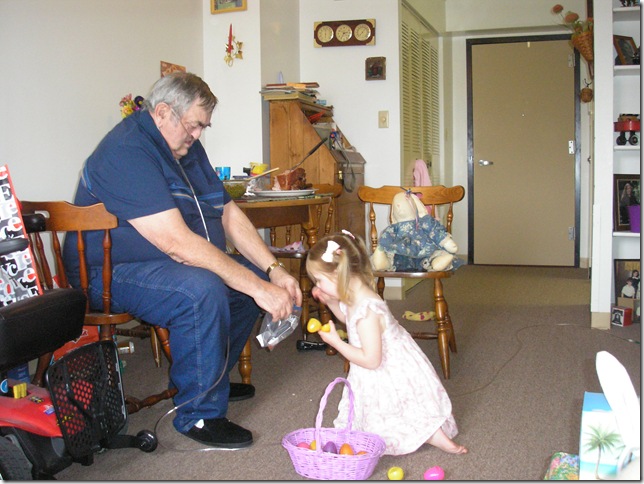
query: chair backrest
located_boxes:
[20,201,132,337]
[357,185,465,253]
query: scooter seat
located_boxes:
[0,289,86,372]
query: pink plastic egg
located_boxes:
[296,441,310,449]
[423,466,445,480]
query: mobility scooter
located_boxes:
[0,233,157,479]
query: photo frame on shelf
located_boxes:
[613,259,640,323]
[211,0,246,14]
[613,174,640,231]
[613,35,638,65]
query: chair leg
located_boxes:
[238,339,252,384]
[150,327,162,367]
[299,261,310,340]
[31,353,52,387]
[433,278,456,379]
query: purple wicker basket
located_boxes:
[282,377,386,480]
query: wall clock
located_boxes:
[314,19,375,47]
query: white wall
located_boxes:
[0,0,203,202]
[298,0,403,191]
[0,0,593,265]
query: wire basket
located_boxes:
[282,377,386,480]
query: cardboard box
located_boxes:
[611,306,633,326]
[579,392,624,480]
[617,297,640,323]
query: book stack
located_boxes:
[259,82,321,104]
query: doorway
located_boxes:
[467,36,581,266]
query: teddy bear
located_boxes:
[370,190,461,272]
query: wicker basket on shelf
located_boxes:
[571,31,593,63]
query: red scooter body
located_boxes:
[0,380,62,438]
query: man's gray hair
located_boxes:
[143,72,218,116]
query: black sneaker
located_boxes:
[229,383,255,401]
[184,418,253,448]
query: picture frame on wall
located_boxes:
[211,0,247,14]
[613,35,638,65]
[613,174,640,231]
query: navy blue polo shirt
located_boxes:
[65,110,231,270]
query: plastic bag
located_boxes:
[256,306,302,350]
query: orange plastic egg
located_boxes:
[339,443,354,455]
[357,450,368,455]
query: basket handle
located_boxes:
[314,377,354,447]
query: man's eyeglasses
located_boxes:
[170,106,210,138]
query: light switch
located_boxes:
[378,110,389,128]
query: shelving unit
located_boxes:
[590,0,640,329]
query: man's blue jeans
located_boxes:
[84,255,265,434]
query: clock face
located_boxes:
[335,24,353,42]
[354,23,372,42]
[316,24,334,44]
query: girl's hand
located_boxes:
[317,320,343,348]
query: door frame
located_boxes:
[466,34,581,267]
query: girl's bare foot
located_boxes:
[427,429,468,454]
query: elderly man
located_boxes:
[64,72,301,448]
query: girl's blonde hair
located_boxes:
[306,232,374,304]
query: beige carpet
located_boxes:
[56,265,641,480]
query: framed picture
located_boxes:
[613,35,638,65]
[613,174,640,231]
[211,0,246,14]
[610,306,626,326]
[614,259,640,303]
[365,57,386,81]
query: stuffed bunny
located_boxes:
[370,191,461,272]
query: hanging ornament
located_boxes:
[224,23,243,67]
[580,79,593,103]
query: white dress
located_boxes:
[333,298,458,455]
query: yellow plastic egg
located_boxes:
[320,323,331,332]
[387,466,404,480]
[307,318,322,333]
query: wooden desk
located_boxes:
[234,194,334,384]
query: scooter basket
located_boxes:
[45,340,127,460]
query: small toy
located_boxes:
[423,465,445,480]
[371,191,461,272]
[306,317,330,333]
[614,114,640,146]
[387,466,405,480]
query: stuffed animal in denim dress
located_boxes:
[370,190,462,272]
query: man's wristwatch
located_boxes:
[266,260,286,276]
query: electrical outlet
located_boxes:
[378,110,389,128]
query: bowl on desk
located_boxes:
[223,177,269,199]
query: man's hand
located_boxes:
[270,267,302,307]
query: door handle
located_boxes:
[478,159,494,166]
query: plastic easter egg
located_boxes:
[320,323,331,332]
[339,443,354,455]
[387,466,404,480]
[322,441,338,454]
[357,450,368,455]
[423,466,445,480]
[307,318,322,333]
[296,441,310,449]
[309,440,317,450]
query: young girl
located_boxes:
[306,231,467,456]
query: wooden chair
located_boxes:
[21,201,176,413]
[357,185,465,379]
[269,183,343,340]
